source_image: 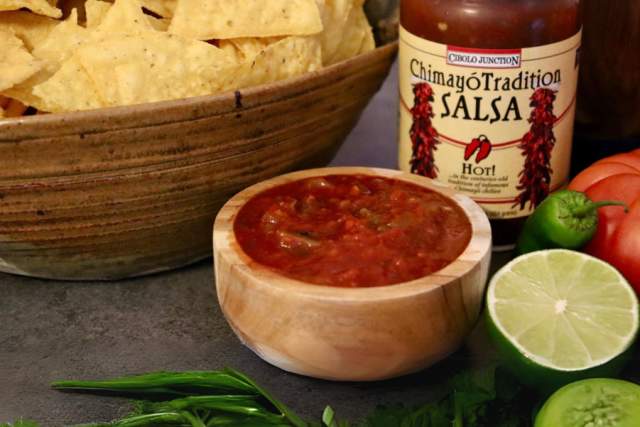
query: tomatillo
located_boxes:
[534,378,640,427]
[516,190,626,255]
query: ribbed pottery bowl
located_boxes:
[0,42,397,280]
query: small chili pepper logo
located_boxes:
[464,135,492,164]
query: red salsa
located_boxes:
[234,175,472,287]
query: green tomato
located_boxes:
[535,378,640,427]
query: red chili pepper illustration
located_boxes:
[514,88,557,210]
[464,138,481,161]
[475,137,492,163]
[409,83,440,179]
[464,135,492,163]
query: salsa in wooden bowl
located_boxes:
[234,174,472,287]
[213,167,491,381]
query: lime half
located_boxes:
[486,250,639,390]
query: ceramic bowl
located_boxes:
[213,167,492,381]
[0,43,397,280]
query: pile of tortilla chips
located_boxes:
[0,0,375,117]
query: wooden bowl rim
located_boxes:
[0,42,398,135]
[214,167,492,302]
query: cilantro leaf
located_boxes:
[325,366,535,427]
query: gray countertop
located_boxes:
[1,65,636,426]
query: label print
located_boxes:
[399,28,581,219]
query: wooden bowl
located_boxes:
[213,167,492,381]
[0,43,397,280]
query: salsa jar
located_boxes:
[398,0,582,249]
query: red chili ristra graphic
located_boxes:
[514,88,558,210]
[409,83,439,178]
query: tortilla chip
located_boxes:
[0,10,58,50]
[3,10,86,109]
[33,9,87,70]
[33,55,106,112]
[2,0,362,113]
[224,36,322,91]
[0,95,7,117]
[326,5,374,64]
[0,0,61,18]
[75,32,235,106]
[147,15,168,31]
[85,0,164,30]
[218,37,281,64]
[169,0,323,40]
[84,0,111,28]
[2,78,40,108]
[0,30,42,92]
[140,0,175,18]
[315,0,353,62]
[358,22,375,54]
[95,0,153,34]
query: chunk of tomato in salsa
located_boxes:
[234,175,472,287]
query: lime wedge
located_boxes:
[486,250,639,390]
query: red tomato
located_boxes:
[584,174,640,261]
[609,200,640,292]
[571,149,640,293]
[568,163,639,192]
[593,153,640,171]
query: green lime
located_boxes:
[486,250,639,391]
[534,378,640,427]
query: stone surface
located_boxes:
[0,258,485,425]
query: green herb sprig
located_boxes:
[5,366,536,427]
[322,366,534,427]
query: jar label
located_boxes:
[398,27,582,219]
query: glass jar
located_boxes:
[398,0,582,249]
